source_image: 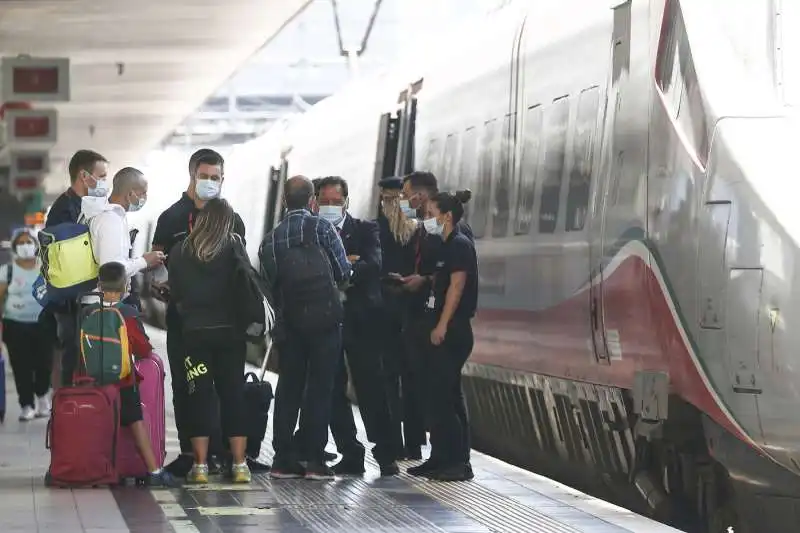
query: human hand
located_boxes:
[401,274,426,291]
[347,254,360,263]
[431,323,447,346]
[143,251,166,268]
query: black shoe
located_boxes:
[379,461,400,477]
[323,450,338,462]
[407,459,439,477]
[332,459,365,476]
[405,446,422,460]
[270,458,305,479]
[428,463,474,482]
[247,458,271,472]
[305,462,335,480]
[164,454,194,477]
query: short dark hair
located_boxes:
[403,171,438,195]
[189,148,224,175]
[98,262,127,293]
[315,176,348,198]
[431,189,472,224]
[285,176,314,210]
[68,150,107,184]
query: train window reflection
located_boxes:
[566,87,600,232]
[516,105,542,235]
[492,113,514,238]
[474,119,499,239]
[459,127,479,226]
[538,97,569,234]
[442,133,459,191]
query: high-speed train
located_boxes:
[135,0,799,531]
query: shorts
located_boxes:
[120,385,143,427]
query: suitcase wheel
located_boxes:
[0,410,5,424]
[44,472,52,487]
[135,477,147,486]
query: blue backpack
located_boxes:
[33,219,98,306]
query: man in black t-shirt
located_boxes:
[151,149,247,476]
[44,150,109,387]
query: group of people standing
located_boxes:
[1,145,479,485]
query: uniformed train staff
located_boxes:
[407,190,477,482]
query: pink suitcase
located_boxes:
[116,352,166,480]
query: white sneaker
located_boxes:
[35,395,51,418]
[18,406,35,422]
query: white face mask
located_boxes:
[88,178,109,197]
[127,192,146,212]
[15,243,37,259]
[195,179,221,201]
[423,217,443,235]
[319,205,345,225]
[399,200,416,219]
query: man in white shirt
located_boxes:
[80,167,165,297]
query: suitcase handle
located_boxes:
[45,417,52,450]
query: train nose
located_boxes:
[705,115,800,471]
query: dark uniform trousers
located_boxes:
[398,310,433,450]
[327,306,397,465]
[422,315,473,465]
[382,289,426,455]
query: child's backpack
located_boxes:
[34,218,98,306]
[79,302,133,384]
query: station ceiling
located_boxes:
[0,0,310,194]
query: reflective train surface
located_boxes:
[136,1,800,531]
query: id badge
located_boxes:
[426,295,436,309]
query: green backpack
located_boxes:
[79,304,133,384]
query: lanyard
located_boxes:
[414,237,422,274]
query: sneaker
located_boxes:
[428,463,474,482]
[379,461,400,477]
[324,450,338,462]
[305,462,335,481]
[185,464,209,484]
[405,446,423,461]
[407,459,439,477]
[35,394,51,418]
[270,459,305,479]
[164,454,194,477]
[18,406,35,422]
[231,463,252,484]
[148,470,180,487]
[246,458,271,472]
[332,459,365,476]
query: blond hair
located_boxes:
[381,191,417,246]
[185,198,235,262]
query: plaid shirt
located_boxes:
[258,209,351,291]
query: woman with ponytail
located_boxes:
[406,189,478,482]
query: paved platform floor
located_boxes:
[0,327,684,533]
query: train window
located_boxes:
[458,127,479,226]
[442,133,460,191]
[655,0,709,165]
[538,97,570,234]
[516,105,543,235]
[492,113,514,238]
[473,119,499,239]
[423,137,441,175]
[566,87,600,232]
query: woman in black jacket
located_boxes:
[168,198,252,485]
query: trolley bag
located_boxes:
[117,353,166,480]
[45,378,121,487]
[45,291,122,487]
[243,341,274,459]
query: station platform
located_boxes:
[0,326,684,533]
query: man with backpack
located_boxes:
[258,175,351,480]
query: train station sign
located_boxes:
[8,171,42,196]
[1,56,70,102]
[4,108,58,146]
[10,150,49,175]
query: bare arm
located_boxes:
[437,271,466,329]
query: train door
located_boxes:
[588,0,633,364]
[373,111,400,184]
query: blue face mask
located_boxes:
[195,179,221,201]
[319,205,345,225]
[423,217,443,236]
[127,192,146,212]
[399,200,416,219]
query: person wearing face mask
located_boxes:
[295,176,400,477]
[0,229,52,421]
[407,190,477,482]
[80,167,165,302]
[44,150,110,388]
[375,176,427,461]
[150,148,250,477]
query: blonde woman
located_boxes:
[168,198,251,485]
